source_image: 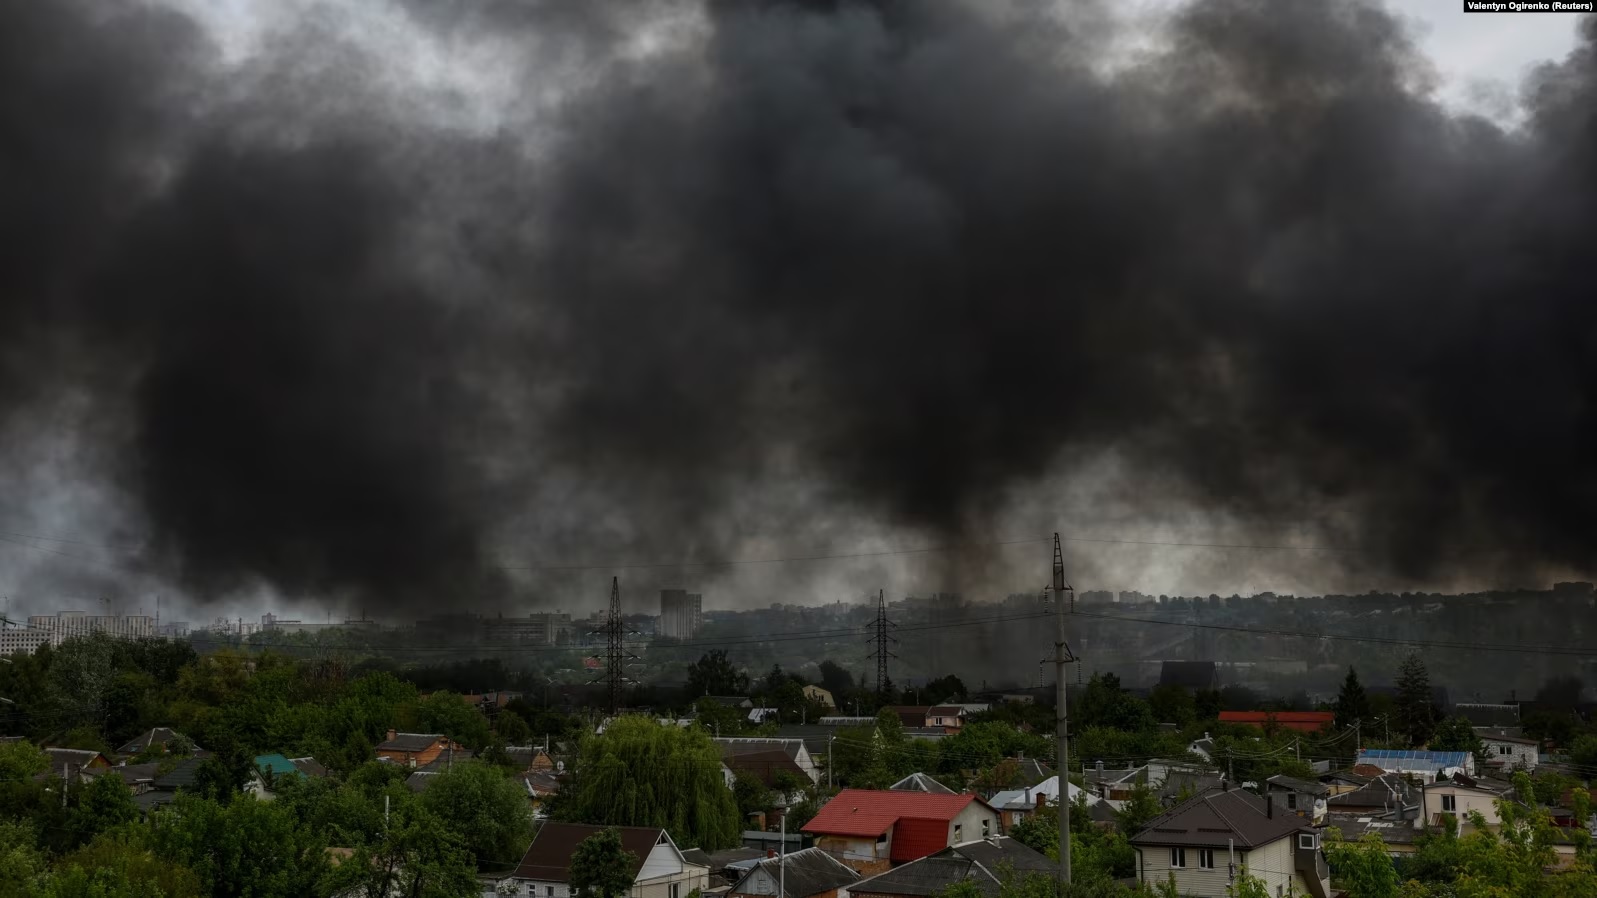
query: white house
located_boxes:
[505,824,708,898]
[1131,789,1331,898]
[1478,733,1538,773]
[1419,775,1516,832]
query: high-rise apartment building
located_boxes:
[659,589,703,639]
[26,612,155,643]
[0,626,51,657]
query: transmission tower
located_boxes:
[589,577,636,717]
[866,589,897,695]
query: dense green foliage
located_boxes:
[570,827,640,898]
[551,716,741,849]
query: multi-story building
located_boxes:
[0,626,51,656]
[483,612,573,645]
[659,589,703,639]
[26,612,155,643]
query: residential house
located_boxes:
[1263,775,1329,824]
[376,729,466,769]
[116,727,200,759]
[707,696,756,710]
[727,846,858,898]
[1477,731,1539,773]
[107,762,162,796]
[803,686,836,709]
[405,749,477,793]
[1326,774,1415,816]
[1322,812,1422,862]
[134,757,205,813]
[1187,735,1218,764]
[1158,661,1218,692]
[801,789,1001,875]
[1355,749,1474,778]
[777,724,870,767]
[924,707,966,734]
[1319,770,1374,797]
[715,738,821,785]
[247,753,328,800]
[1420,773,1516,832]
[41,747,111,780]
[505,745,559,774]
[750,708,782,724]
[847,838,1054,898]
[1217,711,1334,734]
[890,773,955,795]
[986,777,1105,830]
[885,707,930,729]
[1130,789,1331,898]
[1085,763,1148,810]
[505,823,709,898]
[524,770,562,817]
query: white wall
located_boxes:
[1481,739,1538,772]
[1422,786,1504,829]
[947,802,1000,846]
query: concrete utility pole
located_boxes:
[1049,533,1074,888]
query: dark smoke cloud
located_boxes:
[1,0,1594,610]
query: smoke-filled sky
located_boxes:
[1,0,1593,623]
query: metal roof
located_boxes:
[1131,788,1313,849]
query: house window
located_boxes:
[1286,793,1297,809]
[1298,834,1316,850]
[1170,848,1186,868]
[547,888,555,897]
[1499,745,1511,756]
[982,819,991,839]
[670,884,680,898]
[954,824,963,843]
[1441,796,1456,812]
[1198,850,1214,869]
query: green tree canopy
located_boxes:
[686,651,749,698]
[1429,716,1483,758]
[150,792,334,898]
[1334,666,1371,731]
[1396,654,1434,747]
[556,716,741,850]
[419,761,534,871]
[570,827,639,898]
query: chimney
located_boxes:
[1035,792,1047,810]
[386,728,397,742]
[767,849,777,859]
[1094,760,1104,773]
[1267,793,1274,819]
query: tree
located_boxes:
[1226,871,1271,898]
[1323,832,1400,898]
[1334,666,1371,732]
[1148,684,1196,726]
[922,674,968,706]
[496,709,532,745]
[415,691,492,750]
[0,741,49,782]
[1396,654,1434,747]
[1429,716,1483,758]
[686,652,749,698]
[151,792,334,898]
[419,761,534,870]
[732,769,773,819]
[555,717,741,850]
[47,831,204,898]
[332,806,480,898]
[66,772,141,847]
[0,820,47,895]
[569,828,639,898]
[1115,783,1162,837]
[817,661,855,702]
[1570,734,1597,772]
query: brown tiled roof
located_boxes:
[512,823,663,883]
[1130,788,1313,849]
[378,733,448,752]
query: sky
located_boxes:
[0,1,1591,624]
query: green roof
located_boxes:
[255,753,300,777]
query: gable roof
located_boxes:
[886,706,931,727]
[722,748,808,787]
[1327,775,1412,810]
[512,823,666,883]
[731,847,858,898]
[255,754,300,777]
[378,732,450,752]
[291,757,329,778]
[890,773,956,794]
[715,738,807,763]
[848,838,1051,898]
[1266,775,1330,797]
[110,762,162,787]
[1130,788,1312,849]
[117,727,194,756]
[42,747,107,769]
[989,777,1100,811]
[802,789,988,839]
[153,757,206,791]
[1218,711,1334,733]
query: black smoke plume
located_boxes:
[1,0,1593,608]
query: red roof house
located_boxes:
[801,789,1000,875]
[1218,711,1334,733]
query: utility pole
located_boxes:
[589,577,634,718]
[867,590,896,696]
[1048,533,1075,888]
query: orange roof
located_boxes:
[802,789,983,838]
[1218,711,1333,733]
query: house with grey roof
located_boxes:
[116,727,200,758]
[846,838,1053,898]
[726,846,858,898]
[1130,788,1330,898]
[1264,775,1330,824]
[375,729,465,769]
[1478,731,1539,773]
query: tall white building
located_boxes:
[659,589,703,639]
[0,627,51,657]
[26,612,156,643]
